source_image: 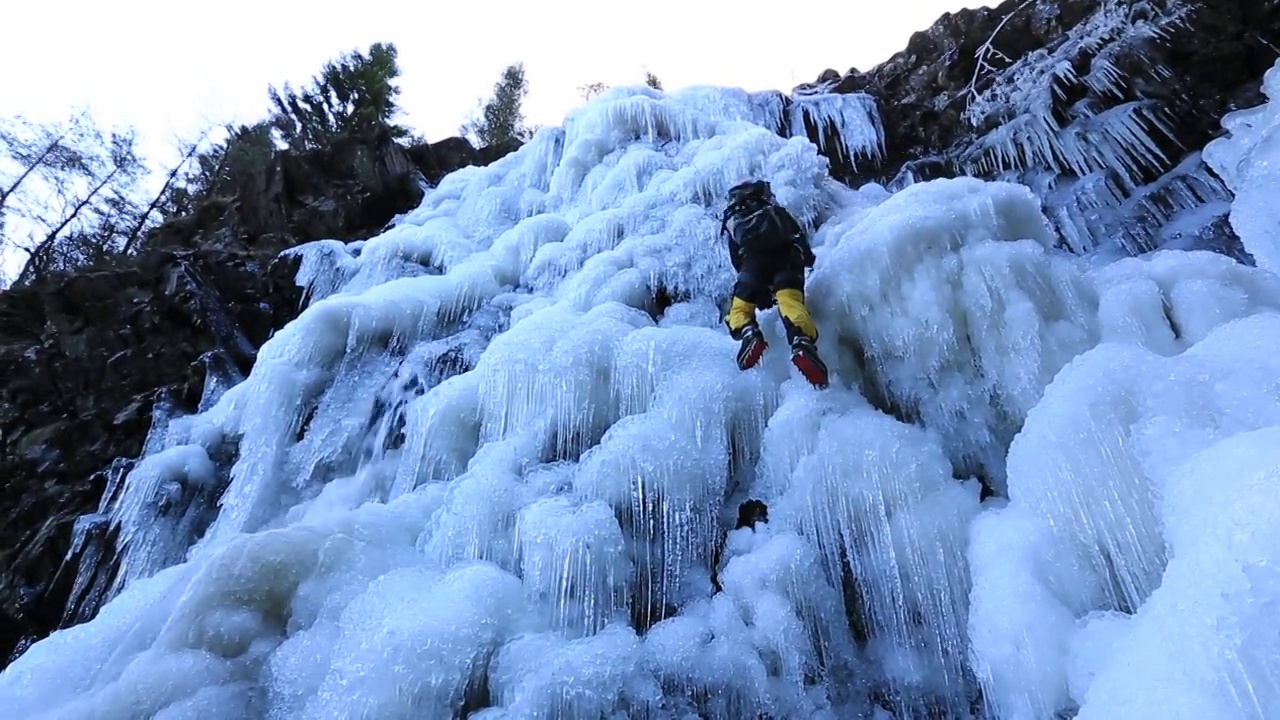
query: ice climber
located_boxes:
[719,179,830,389]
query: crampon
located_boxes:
[790,338,829,389]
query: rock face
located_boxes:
[406,136,525,188]
[144,128,521,255]
[0,249,303,662]
[794,0,1280,258]
[0,127,518,664]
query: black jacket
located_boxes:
[720,200,814,272]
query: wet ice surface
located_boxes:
[5,68,1280,720]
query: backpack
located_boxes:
[722,201,800,254]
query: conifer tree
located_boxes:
[268,41,409,151]
[462,61,535,147]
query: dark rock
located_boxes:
[406,136,524,187]
[0,125,522,666]
[407,136,475,185]
[0,248,304,665]
[144,127,524,257]
[790,0,1280,256]
[735,499,770,529]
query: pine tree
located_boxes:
[644,71,664,90]
[268,42,409,151]
[462,61,535,147]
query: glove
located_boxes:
[796,243,816,269]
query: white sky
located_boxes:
[2,0,987,163]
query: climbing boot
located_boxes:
[790,336,829,388]
[736,325,768,370]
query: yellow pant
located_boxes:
[725,288,818,343]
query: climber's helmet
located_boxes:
[727,179,774,210]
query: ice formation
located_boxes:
[4,60,1280,720]
[959,0,1198,254]
[787,93,885,171]
[1205,58,1280,274]
[961,1,1187,178]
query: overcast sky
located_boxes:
[2,0,988,160]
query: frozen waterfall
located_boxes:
[4,69,1280,720]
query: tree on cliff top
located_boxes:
[578,71,662,104]
[0,43,418,287]
[159,42,407,215]
[159,43,405,215]
[462,61,536,147]
[579,81,608,101]
[268,42,410,151]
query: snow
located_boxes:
[5,69,1280,720]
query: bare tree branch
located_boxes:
[965,0,1034,110]
[121,135,206,253]
[579,81,608,101]
[0,127,72,210]
[15,166,121,284]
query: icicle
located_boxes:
[957,0,1193,261]
[666,86,761,126]
[574,410,727,631]
[963,0,1190,132]
[1040,150,1235,256]
[195,350,244,413]
[768,407,982,715]
[1204,57,1280,273]
[389,372,483,498]
[514,496,630,636]
[506,125,567,192]
[101,445,219,595]
[564,93,718,151]
[749,89,789,135]
[786,92,885,168]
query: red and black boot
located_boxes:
[735,325,768,370]
[790,336,829,389]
